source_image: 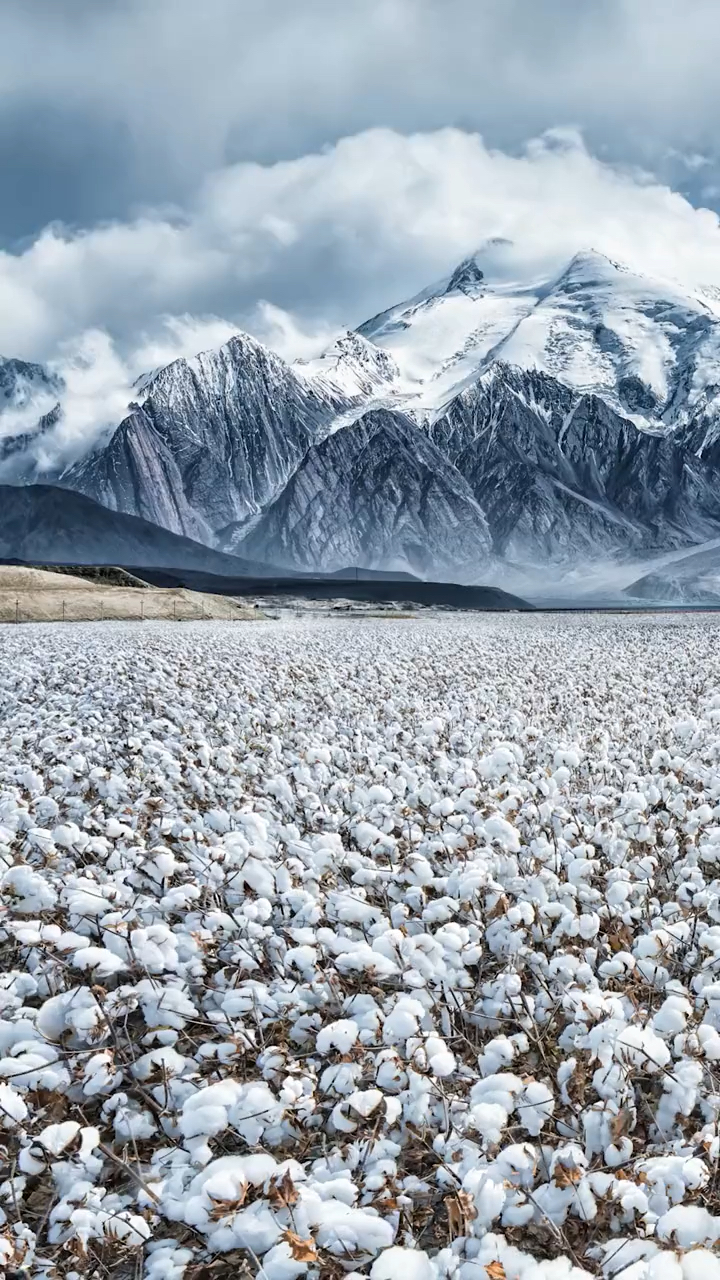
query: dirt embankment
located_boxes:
[0,567,259,623]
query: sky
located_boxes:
[3,0,720,456]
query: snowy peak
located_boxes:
[137,330,293,408]
[552,248,629,289]
[338,247,720,423]
[294,330,400,399]
[0,356,61,429]
[63,325,342,544]
[445,256,485,295]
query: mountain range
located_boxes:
[5,246,720,599]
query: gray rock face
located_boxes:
[234,409,492,577]
[62,333,341,541]
[427,365,720,562]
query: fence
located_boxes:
[0,592,252,624]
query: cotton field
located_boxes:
[2,615,720,1280]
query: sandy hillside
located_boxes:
[0,566,258,622]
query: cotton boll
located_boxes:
[371,1246,435,1280]
[680,1250,720,1280]
[37,1121,81,1155]
[657,1205,720,1248]
[0,1082,27,1127]
[262,1241,312,1280]
[316,1019,359,1055]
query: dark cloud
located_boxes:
[2,0,720,245]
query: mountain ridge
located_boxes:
[6,246,720,589]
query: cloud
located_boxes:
[248,303,341,363]
[4,316,252,475]
[2,0,720,242]
[3,126,720,365]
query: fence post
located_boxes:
[140,595,144,621]
[100,597,104,622]
[173,597,177,621]
[15,598,19,624]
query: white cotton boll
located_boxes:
[347,1089,384,1118]
[604,1137,633,1166]
[71,946,127,976]
[205,809,232,833]
[36,987,103,1043]
[698,1024,720,1060]
[313,1203,394,1256]
[285,944,319,977]
[184,1154,277,1224]
[463,1170,507,1227]
[320,1062,362,1096]
[382,998,425,1045]
[114,1103,157,1140]
[145,1243,195,1280]
[385,1097,402,1127]
[101,1212,152,1247]
[228,1082,282,1144]
[606,881,631,906]
[680,1250,720,1280]
[38,1121,81,1154]
[83,1051,122,1097]
[615,1026,671,1072]
[261,1242,311,1280]
[52,823,82,849]
[429,1047,456,1078]
[478,1037,516,1077]
[353,822,384,851]
[482,815,520,851]
[1,865,58,913]
[0,1082,27,1127]
[179,1079,244,1140]
[370,1246,435,1280]
[368,785,393,805]
[376,1054,406,1092]
[105,817,131,839]
[331,1101,358,1133]
[18,1145,46,1175]
[479,747,522,781]
[657,1205,720,1248]
[316,1019,359,1055]
[133,1045,187,1081]
[517,1081,554,1136]
[468,1102,510,1146]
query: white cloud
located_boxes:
[3,126,720,368]
[5,125,720,464]
[3,0,720,241]
[248,303,340,362]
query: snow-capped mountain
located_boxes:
[62,333,345,544]
[353,247,720,426]
[8,245,720,586]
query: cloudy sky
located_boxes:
[3,0,720,408]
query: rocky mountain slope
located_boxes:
[234,408,492,575]
[625,541,720,603]
[7,247,720,584]
[0,484,275,575]
[61,333,348,545]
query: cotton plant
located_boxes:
[0,615,720,1278]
